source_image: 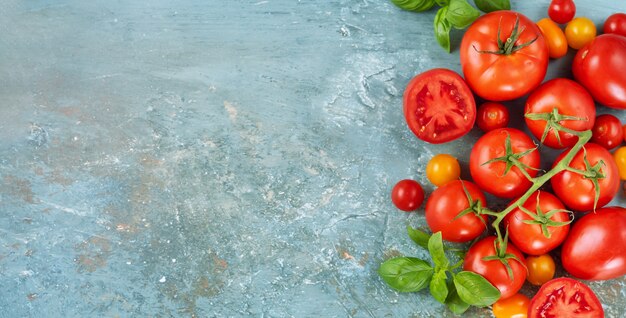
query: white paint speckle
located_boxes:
[171,259,176,263]
[159,276,166,283]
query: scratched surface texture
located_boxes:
[1,0,624,317]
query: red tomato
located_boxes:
[573,34,626,109]
[548,0,576,24]
[529,278,604,317]
[425,180,487,243]
[463,236,526,299]
[391,179,424,212]
[460,11,549,101]
[603,13,626,37]
[525,78,596,149]
[469,128,540,199]
[403,69,476,144]
[591,114,624,149]
[551,143,620,211]
[561,206,626,280]
[505,191,570,255]
[476,102,509,132]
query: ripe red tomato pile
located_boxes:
[388,3,626,317]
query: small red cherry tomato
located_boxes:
[591,114,624,149]
[476,102,509,132]
[391,179,424,212]
[603,13,626,37]
[548,0,576,24]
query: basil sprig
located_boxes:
[378,229,500,314]
[390,0,510,52]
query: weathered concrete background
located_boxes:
[1,0,624,317]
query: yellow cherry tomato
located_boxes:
[526,254,556,286]
[425,154,461,187]
[613,146,626,180]
[537,18,568,58]
[565,17,597,49]
[492,293,530,318]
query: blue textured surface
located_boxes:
[1,1,625,317]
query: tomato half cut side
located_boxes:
[528,277,604,318]
[403,68,476,144]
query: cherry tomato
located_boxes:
[565,17,597,50]
[424,180,487,243]
[613,146,626,180]
[526,254,556,286]
[403,69,476,144]
[476,102,509,132]
[591,114,623,149]
[573,34,626,109]
[425,154,460,187]
[391,179,424,211]
[525,78,596,149]
[470,128,540,199]
[536,18,568,58]
[529,278,604,317]
[548,0,576,24]
[561,206,626,280]
[460,11,548,101]
[492,293,530,318]
[505,191,570,255]
[603,13,626,37]
[463,236,526,299]
[623,124,626,143]
[551,143,620,211]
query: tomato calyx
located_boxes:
[525,108,588,147]
[481,232,526,281]
[473,15,538,55]
[481,133,539,182]
[564,148,607,211]
[519,192,572,238]
[452,180,492,224]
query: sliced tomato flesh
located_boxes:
[529,278,604,318]
[403,69,476,144]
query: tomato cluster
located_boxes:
[388,7,626,318]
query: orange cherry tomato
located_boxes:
[565,17,597,50]
[426,154,461,187]
[526,254,556,286]
[613,146,626,180]
[537,18,568,58]
[492,293,531,318]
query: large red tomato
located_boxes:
[505,191,570,255]
[573,34,626,109]
[463,236,526,299]
[460,11,549,101]
[524,78,595,149]
[470,128,540,198]
[561,207,626,280]
[425,180,487,243]
[403,69,476,144]
[551,143,620,211]
[528,278,604,317]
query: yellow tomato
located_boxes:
[537,18,568,58]
[425,154,460,187]
[613,146,626,180]
[492,293,530,318]
[565,17,597,49]
[526,254,556,286]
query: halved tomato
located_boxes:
[528,278,604,317]
[403,69,476,144]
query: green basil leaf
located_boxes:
[378,257,434,292]
[429,270,449,304]
[446,0,481,29]
[407,225,430,250]
[428,231,449,270]
[445,279,471,315]
[453,271,501,307]
[391,0,436,12]
[474,0,510,13]
[434,7,451,52]
[435,0,450,6]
